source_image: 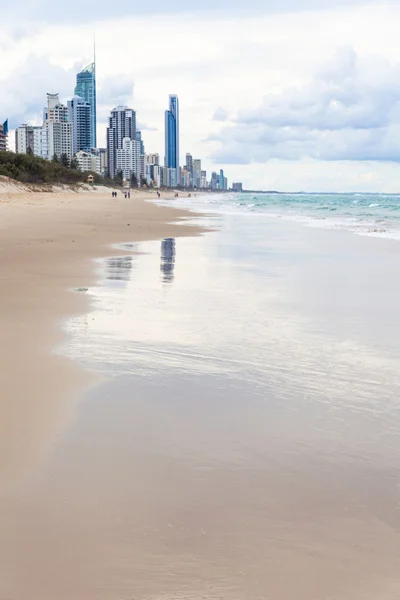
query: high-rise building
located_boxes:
[219,169,225,190]
[0,120,8,152]
[91,147,107,176]
[164,94,180,185]
[200,171,208,189]
[116,137,142,184]
[68,96,91,154]
[0,127,6,152]
[135,130,145,156]
[75,62,96,148]
[106,106,136,178]
[42,94,73,161]
[146,153,160,166]
[180,168,191,188]
[161,166,177,188]
[152,164,162,188]
[211,171,218,190]
[15,124,42,156]
[193,159,201,188]
[185,152,193,174]
[135,130,145,182]
[145,154,161,187]
[232,182,243,192]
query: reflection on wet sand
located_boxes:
[106,256,133,282]
[160,238,176,283]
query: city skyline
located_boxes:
[10,62,236,189]
[8,79,235,188]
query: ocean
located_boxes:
[167,191,400,241]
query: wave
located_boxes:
[157,192,400,242]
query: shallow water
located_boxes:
[2,211,400,599]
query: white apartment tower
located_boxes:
[193,159,201,188]
[42,93,73,161]
[116,138,142,183]
[15,124,43,156]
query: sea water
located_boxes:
[167,191,400,240]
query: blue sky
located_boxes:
[2,0,400,191]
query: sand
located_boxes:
[0,183,202,490]
[2,183,400,600]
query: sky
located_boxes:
[2,0,400,191]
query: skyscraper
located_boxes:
[0,120,8,152]
[185,152,193,175]
[116,138,142,183]
[75,62,96,148]
[164,94,179,185]
[219,169,225,190]
[42,93,73,161]
[15,124,42,156]
[106,106,136,178]
[68,96,91,154]
[193,159,201,188]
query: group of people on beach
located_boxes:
[111,190,131,199]
[111,190,195,200]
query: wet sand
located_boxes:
[1,191,400,599]
[0,185,202,489]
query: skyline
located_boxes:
[2,1,400,190]
[12,82,233,190]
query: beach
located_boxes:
[1,187,400,599]
[0,184,202,488]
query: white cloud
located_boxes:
[211,47,400,164]
[213,107,229,122]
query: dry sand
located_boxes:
[0,182,202,489]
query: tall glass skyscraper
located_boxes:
[68,96,91,154]
[75,62,97,149]
[164,94,180,184]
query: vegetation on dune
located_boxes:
[0,150,113,186]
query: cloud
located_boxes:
[0,55,75,127]
[2,0,373,24]
[98,74,134,106]
[211,47,400,164]
[213,107,229,122]
[137,123,158,132]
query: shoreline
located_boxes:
[0,186,205,489]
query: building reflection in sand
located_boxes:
[160,238,176,283]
